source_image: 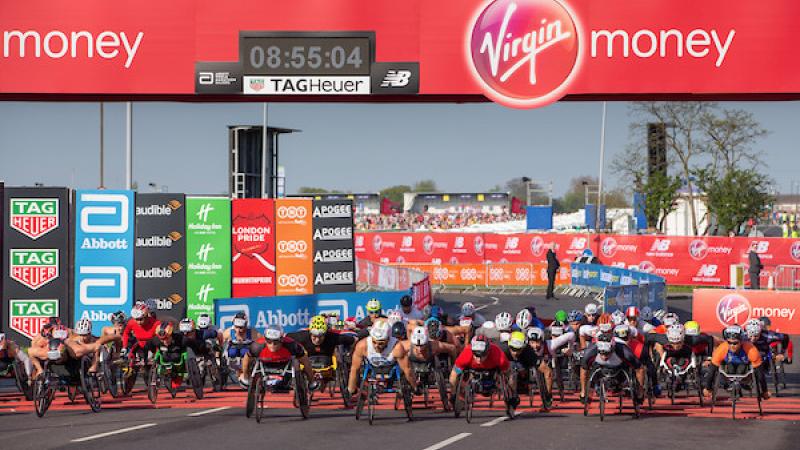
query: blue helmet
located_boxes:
[568,309,584,323]
[425,317,442,338]
[429,305,443,319]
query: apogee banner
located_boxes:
[312,199,355,294]
[134,193,187,323]
[73,190,135,333]
[3,187,70,342]
[185,197,231,322]
[231,198,275,297]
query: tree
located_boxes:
[702,108,768,176]
[297,186,329,194]
[695,168,774,235]
[553,176,630,213]
[641,171,682,232]
[380,184,412,204]
[412,179,438,192]
[501,177,548,205]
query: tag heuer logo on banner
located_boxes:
[9,249,59,290]
[9,299,58,340]
[10,198,59,239]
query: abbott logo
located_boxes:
[277,206,307,219]
[277,240,308,253]
[317,299,349,319]
[80,193,129,233]
[196,203,214,222]
[218,304,250,330]
[381,70,411,87]
[79,266,128,306]
[196,243,214,262]
[468,0,581,109]
[278,274,308,287]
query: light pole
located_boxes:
[596,101,607,231]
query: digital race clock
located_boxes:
[240,32,374,76]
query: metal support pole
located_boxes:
[99,102,105,189]
[596,101,607,231]
[126,102,133,190]
[261,103,268,198]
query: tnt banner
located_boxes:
[275,199,313,296]
[134,193,187,323]
[312,199,355,293]
[231,198,275,297]
[185,197,231,322]
[73,190,135,334]
[2,187,70,342]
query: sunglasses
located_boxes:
[265,339,281,345]
[726,340,741,345]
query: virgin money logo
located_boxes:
[530,236,545,256]
[474,236,485,255]
[372,235,383,254]
[791,241,800,262]
[600,237,617,257]
[637,260,656,273]
[716,294,751,326]
[423,235,434,255]
[468,0,582,109]
[688,239,708,260]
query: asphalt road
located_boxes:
[0,292,797,450]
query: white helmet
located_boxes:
[75,318,92,336]
[387,310,403,326]
[585,303,599,315]
[526,327,544,341]
[663,312,679,327]
[745,320,762,339]
[515,309,532,329]
[478,321,500,340]
[264,324,284,341]
[410,327,429,346]
[130,304,146,320]
[197,314,211,330]
[611,310,626,326]
[653,309,666,321]
[495,312,513,331]
[461,302,476,316]
[598,323,613,334]
[499,331,511,343]
[666,324,685,344]
[370,320,391,341]
[640,306,653,321]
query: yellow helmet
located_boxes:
[684,320,700,336]
[309,315,328,336]
[508,331,526,350]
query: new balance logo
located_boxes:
[196,243,214,262]
[381,70,411,88]
[196,203,214,222]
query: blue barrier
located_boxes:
[603,283,666,314]
[570,262,664,288]
[526,205,553,230]
[213,291,409,333]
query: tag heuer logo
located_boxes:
[10,198,59,239]
[9,299,58,340]
[9,249,59,290]
[249,78,265,92]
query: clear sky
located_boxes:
[1,100,798,198]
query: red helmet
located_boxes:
[625,306,640,319]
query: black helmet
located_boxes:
[400,295,413,307]
[391,321,407,340]
[759,316,771,327]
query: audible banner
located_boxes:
[275,199,313,296]
[2,187,70,343]
[312,199,355,293]
[74,190,135,333]
[185,197,231,322]
[134,193,186,323]
[232,198,275,297]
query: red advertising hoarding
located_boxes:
[693,289,800,334]
[231,199,275,297]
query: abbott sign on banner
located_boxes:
[186,197,231,322]
[3,187,70,343]
[231,199,275,297]
[214,291,406,333]
[275,199,313,296]
[74,190,134,332]
[692,289,800,334]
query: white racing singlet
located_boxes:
[366,337,397,367]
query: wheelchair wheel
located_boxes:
[598,380,607,422]
[188,357,204,400]
[255,377,267,423]
[465,382,475,424]
[245,372,260,419]
[34,373,54,418]
[147,368,159,404]
[294,362,311,419]
[400,377,414,421]
[435,369,450,411]
[13,361,33,401]
[367,383,377,425]
[355,378,367,421]
[80,357,102,413]
[67,384,78,403]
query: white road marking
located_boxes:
[188,406,231,417]
[71,423,157,443]
[421,433,472,450]
[475,296,499,311]
[480,409,523,427]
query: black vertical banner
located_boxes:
[134,193,187,323]
[312,199,355,293]
[2,187,70,343]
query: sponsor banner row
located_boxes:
[355,232,800,286]
[213,290,407,334]
[693,289,800,334]
[389,262,570,287]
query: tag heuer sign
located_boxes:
[9,299,58,340]
[10,198,59,239]
[9,249,59,290]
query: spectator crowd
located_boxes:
[355,212,525,231]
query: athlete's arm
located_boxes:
[347,339,367,394]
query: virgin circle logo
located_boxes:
[530,236,545,256]
[600,237,617,257]
[637,260,656,274]
[791,241,800,262]
[716,294,751,327]
[468,0,582,109]
[688,239,708,260]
